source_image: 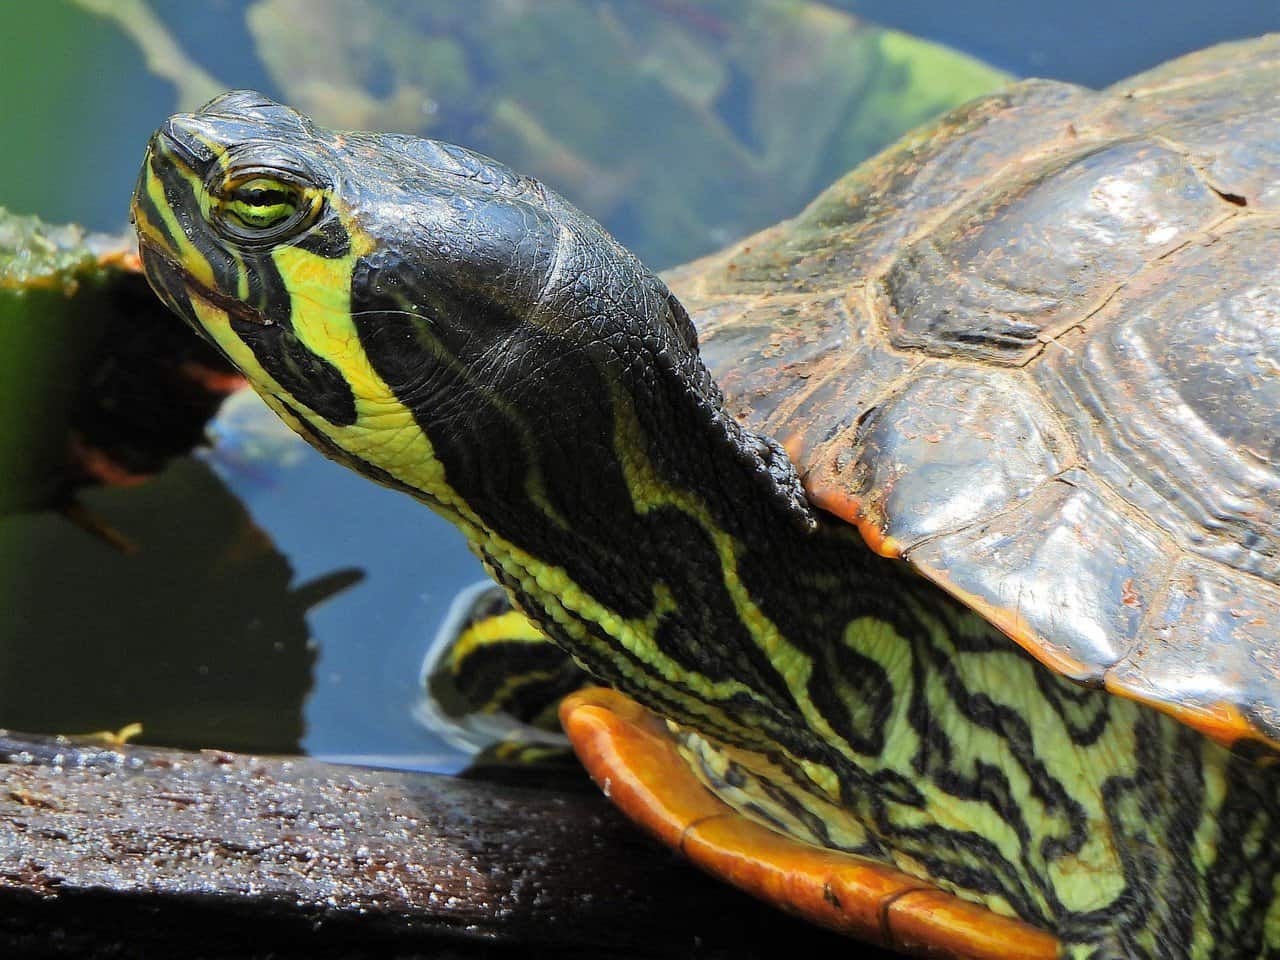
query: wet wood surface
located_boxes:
[0,732,883,959]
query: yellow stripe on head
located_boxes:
[139,158,217,292]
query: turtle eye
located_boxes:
[227,178,298,228]
[211,173,319,243]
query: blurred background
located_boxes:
[1,0,1276,773]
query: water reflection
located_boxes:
[0,455,356,752]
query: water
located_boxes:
[1,0,1277,773]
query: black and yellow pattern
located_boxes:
[133,90,1280,958]
[421,581,586,764]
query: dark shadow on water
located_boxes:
[0,457,356,753]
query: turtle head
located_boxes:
[134,90,814,745]
[135,90,810,523]
[136,91,728,486]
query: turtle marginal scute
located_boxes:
[905,472,1177,683]
[821,364,1072,553]
[1109,555,1280,750]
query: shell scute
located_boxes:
[1112,556,1280,750]
[694,286,921,467]
[698,293,857,432]
[882,139,1226,364]
[1031,218,1280,585]
[1108,35,1280,210]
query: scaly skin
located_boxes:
[133,91,1280,958]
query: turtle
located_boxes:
[131,33,1280,959]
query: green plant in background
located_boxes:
[67,0,1007,265]
[0,211,122,516]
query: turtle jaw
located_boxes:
[132,149,214,346]
[132,134,272,361]
[134,231,270,344]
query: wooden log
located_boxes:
[0,732,882,959]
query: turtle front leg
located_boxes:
[422,582,591,761]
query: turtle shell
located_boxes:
[668,35,1280,752]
